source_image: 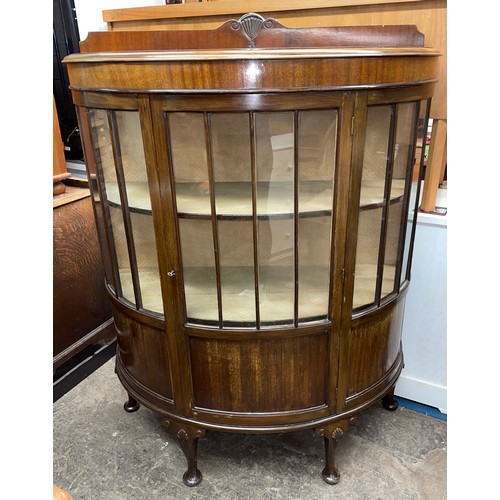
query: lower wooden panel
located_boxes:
[190,334,328,413]
[113,306,173,400]
[345,299,404,398]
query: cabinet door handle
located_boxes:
[167,270,176,277]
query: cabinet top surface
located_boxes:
[64,46,439,64]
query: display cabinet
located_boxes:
[63,14,439,486]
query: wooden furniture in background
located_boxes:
[53,97,71,195]
[102,0,447,212]
[63,16,439,486]
[53,181,116,371]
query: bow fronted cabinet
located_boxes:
[63,14,439,486]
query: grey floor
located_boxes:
[53,358,446,499]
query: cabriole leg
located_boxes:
[163,419,206,487]
[382,386,399,411]
[314,417,356,485]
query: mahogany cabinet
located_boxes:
[63,14,439,486]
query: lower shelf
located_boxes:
[116,263,397,324]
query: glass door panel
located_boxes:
[353,100,421,312]
[167,105,339,328]
[87,108,162,315]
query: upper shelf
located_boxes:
[105,179,405,218]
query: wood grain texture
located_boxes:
[65,54,438,94]
[189,334,328,412]
[345,298,405,398]
[53,192,114,364]
[113,304,173,400]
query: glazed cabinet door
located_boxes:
[74,93,165,318]
[151,94,346,331]
[338,89,433,412]
[351,95,431,314]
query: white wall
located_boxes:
[395,190,447,413]
[74,1,164,41]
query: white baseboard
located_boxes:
[395,374,447,414]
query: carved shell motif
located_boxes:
[230,13,274,48]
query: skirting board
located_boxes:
[395,374,447,414]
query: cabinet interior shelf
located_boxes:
[117,263,396,322]
[105,179,406,217]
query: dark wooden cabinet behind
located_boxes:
[53,187,115,370]
[63,14,439,487]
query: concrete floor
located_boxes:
[53,358,446,499]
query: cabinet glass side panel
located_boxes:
[353,105,392,310]
[401,99,430,285]
[381,102,417,300]
[88,109,162,315]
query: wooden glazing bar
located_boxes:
[204,113,223,328]
[293,110,300,328]
[394,100,420,292]
[107,110,143,309]
[85,108,123,298]
[249,112,261,329]
[406,98,431,282]
[374,104,396,306]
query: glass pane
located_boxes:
[169,113,211,216]
[359,106,392,206]
[109,205,134,305]
[256,112,295,325]
[353,207,383,309]
[211,113,256,325]
[179,219,218,324]
[381,102,417,300]
[401,100,430,285]
[114,111,150,210]
[353,106,392,309]
[130,212,162,313]
[298,216,332,320]
[258,219,295,325]
[218,220,256,324]
[298,110,337,321]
